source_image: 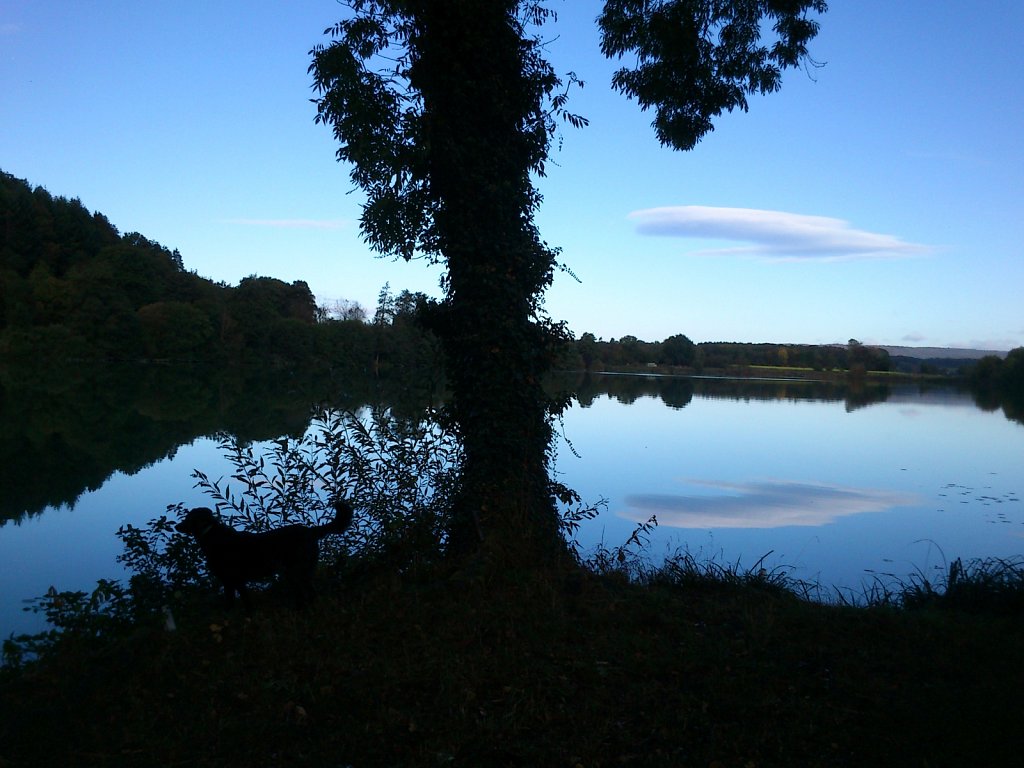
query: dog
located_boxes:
[174,499,354,607]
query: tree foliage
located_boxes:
[599,0,827,149]
[309,1,582,265]
[0,170,409,369]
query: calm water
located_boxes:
[557,377,1023,593]
[2,375,1022,637]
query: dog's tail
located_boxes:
[316,498,355,538]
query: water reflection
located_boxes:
[563,370,906,412]
[624,480,920,529]
[2,365,1018,526]
[571,373,696,409]
[0,363,441,524]
[2,367,1022,636]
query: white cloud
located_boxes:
[221,218,347,230]
[629,206,931,261]
[902,332,927,343]
[623,479,918,529]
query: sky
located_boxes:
[2,1,1022,350]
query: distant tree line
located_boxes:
[566,333,892,374]
[0,171,436,373]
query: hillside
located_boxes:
[0,171,335,366]
[879,345,1007,360]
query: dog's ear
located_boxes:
[175,506,215,533]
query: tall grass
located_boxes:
[877,556,1024,613]
[583,518,823,601]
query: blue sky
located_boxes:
[3,1,1021,349]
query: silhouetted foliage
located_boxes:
[310,0,826,567]
[599,0,827,150]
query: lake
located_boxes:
[2,370,1022,638]
[559,374,1023,592]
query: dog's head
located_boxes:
[333,498,354,528]
[175,506,218,536]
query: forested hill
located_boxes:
[0,170,321,365]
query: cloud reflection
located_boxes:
[624,480,918,529]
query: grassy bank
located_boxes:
[3,561,1023,767]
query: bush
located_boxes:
[193,406,462,573]
[4,407,464,665]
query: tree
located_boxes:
[137,301,215,360]
[341,299,369,322]
[224,276,318,361]
[578,332,599,370]
[310,0,826,568]
[1003,348,1024,393]
[661,333,697,367]
[847,338,890,373]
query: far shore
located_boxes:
[571,363,958,383]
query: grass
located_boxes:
[3,554,1024,767]
[870,556,1024,614]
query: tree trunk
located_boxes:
[411,0,567,567]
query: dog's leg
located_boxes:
[237,584,253,610]
[222,582,251,610]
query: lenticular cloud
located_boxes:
[629,206,930,261]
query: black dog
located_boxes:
[175,500,354,607]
